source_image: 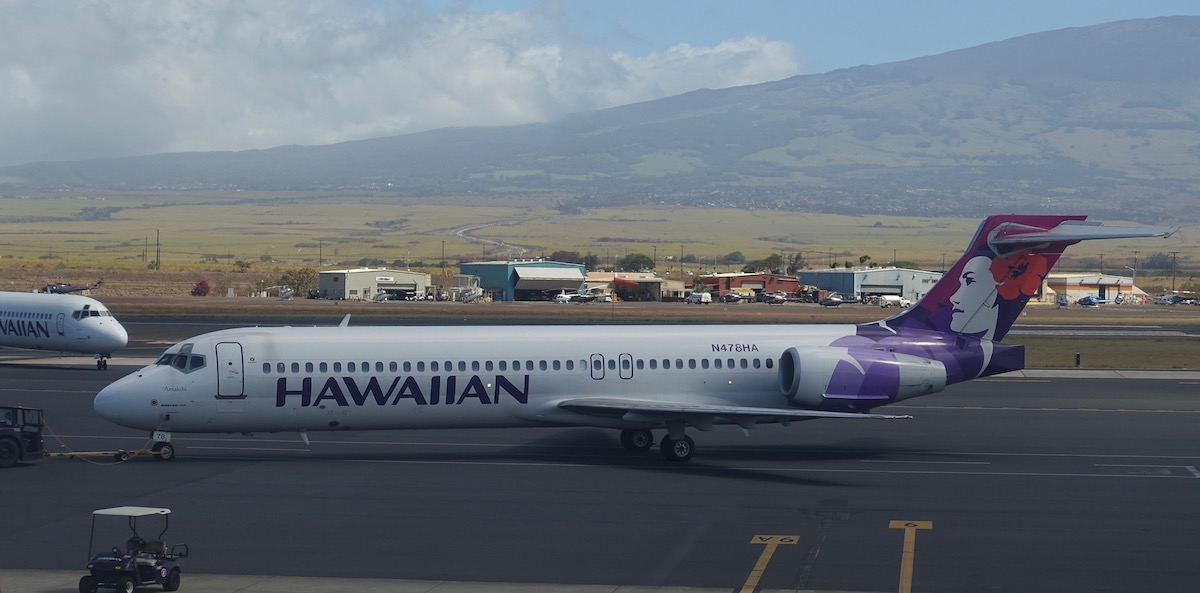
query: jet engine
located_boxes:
[778,346,946,409]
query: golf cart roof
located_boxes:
[92,506,171,517]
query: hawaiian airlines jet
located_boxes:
[0,292,128,369]
[93,215,1173,461]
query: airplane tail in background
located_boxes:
[882,215,1176,342]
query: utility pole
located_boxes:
[1099,253,1104,274]
[155,229,160,271]
[1170,251,1179,292]
[319,240,323,266]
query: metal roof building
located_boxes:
[458,260,586,301]
[798,267,942,303]
[317,268,432,300]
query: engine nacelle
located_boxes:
[778,346,947,408]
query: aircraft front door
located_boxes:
[215,342,245,398]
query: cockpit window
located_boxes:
[155,343,204,373]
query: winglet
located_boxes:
[338,314,351,328]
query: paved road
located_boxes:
[2,355,1199,593]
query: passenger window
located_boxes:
[417,362,425,372]
[485,361,494,371]
[320,362,328,373]
[592,359,602,371]
[621,358,631,370]
[376,362,384,372]
[458,361,466,372]
[472,361,480,371]
[291,362,300,373]
[688,359,696,369]
[539,360,547,371]
[389,362,397,372]
[525,360,533,371]
[675,359,684,369]
[740,359,748,369]
[727,358,734,368]
[276,363,285,373]
[403,362,411,372]
[565,360,574,371]
[499,361,507,371]
[713,359,722,369]
[348,362,357,373]
[766,358,774,369]
[305,362,314,373]
[431,361,439,372]
[701,359,710,369]
[753,359,761,369]
[552,360,560,371]
[262,362,270,373]
[649,359,657,370]
[607,359,616,370]
[333,362,342,373]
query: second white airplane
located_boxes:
[93,214,1173,461]
[0,291,128,369]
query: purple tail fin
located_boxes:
[882,215,1086,342]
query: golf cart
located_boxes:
[80,506,188,593]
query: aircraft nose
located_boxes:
[99,323,129,353]
[94,376,147,429]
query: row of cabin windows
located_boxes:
[1,311,52,320]
[261,357,776,375]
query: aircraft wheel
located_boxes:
[152,442,176,461]
[78,575,98,593]
[659,434,695,462]
[163,568,181,591]
[620,429,653,452]
[115,575,135,593]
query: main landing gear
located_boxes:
[619,428,695,462]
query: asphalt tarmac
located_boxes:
[1,326,1199,593]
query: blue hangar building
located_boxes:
[458,260,587,301]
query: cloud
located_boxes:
[0,1,800,166]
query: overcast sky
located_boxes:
[1,0,1196,167]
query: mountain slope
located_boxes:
[3,17,1198,221]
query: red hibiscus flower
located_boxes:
[989,253,1048,301]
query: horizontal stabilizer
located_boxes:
[992,220,1177,246]
[558,397,911,421]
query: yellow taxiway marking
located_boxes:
[889,520,933,593]
[739,535,798,593]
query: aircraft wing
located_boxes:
[557,397,910,428]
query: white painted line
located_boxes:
[860,460,991,465]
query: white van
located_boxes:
[685,292,712,304]
[879,295,912,308]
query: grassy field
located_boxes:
[2,193,1194,288]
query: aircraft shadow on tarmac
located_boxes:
[145,429,987,487]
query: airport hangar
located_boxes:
[459,260,587,301]
[798,267,942,303]
[317,268,433,300]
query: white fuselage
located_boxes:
[0,291,128,356]
[94,324,862,434]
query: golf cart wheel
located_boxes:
[163,568,181,591]
[152,442,176,461]
[115,575,135,593]
[78,575,98,593]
